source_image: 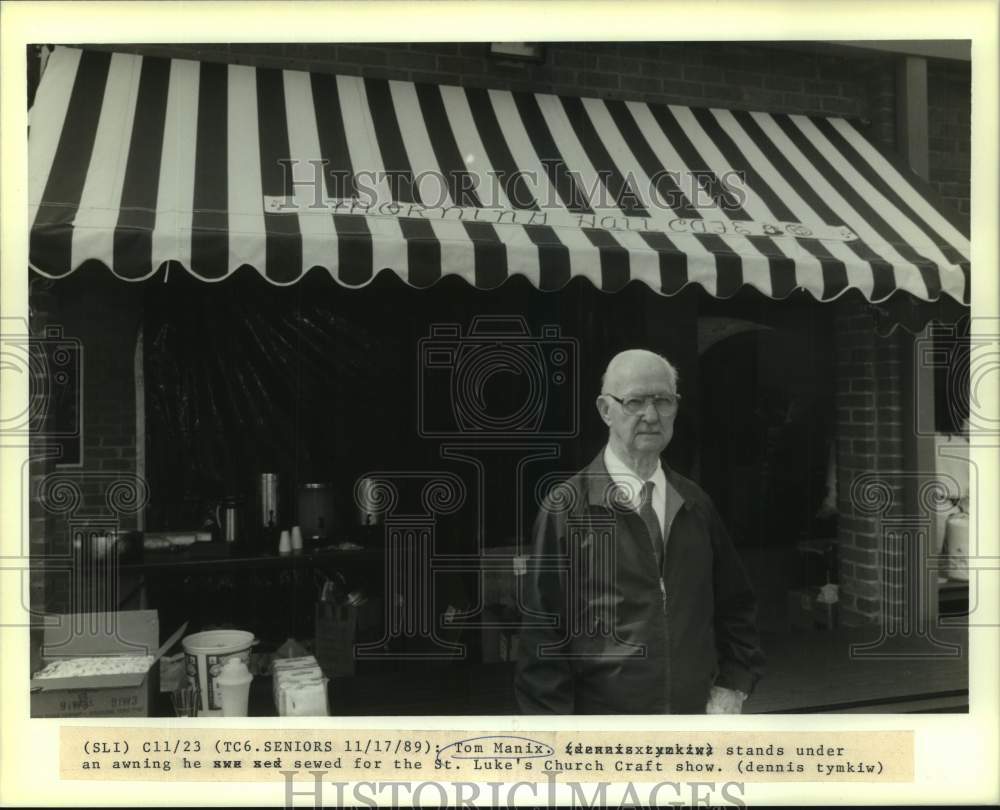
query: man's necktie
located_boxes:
[639,481,663,569]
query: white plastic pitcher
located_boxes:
[216,658,253,716]
[182,630,255,715]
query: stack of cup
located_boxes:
[278,526,305,554]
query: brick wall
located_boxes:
[29,277,60,663]
[35,274,144,614]
[927,59,971,232]
[833,297,907,625]
[85,41,896,123]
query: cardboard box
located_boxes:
[30,610,186,718]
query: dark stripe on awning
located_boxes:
[190,61,229,279]
[364,77,441,288]
[114,55,171,279]
[30,50,111,276]
[256,67,303,284]
[309,71,373,286]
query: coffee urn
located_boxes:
[298,483,335,541]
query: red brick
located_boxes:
[597,55,641,74]
[837,424,871,438]
[741,88,786,109]
[841,515,876,532]
[840,545,877,566]
[855,596,882,614]
[552,50,597,70]
[577,71,621,90]
[854,564,880,582]
[387,51,438,72]
[437,55,486,76]
[624,76,665,95]
[640,60,683,80]
[852,439,878,455]
[336,45,389,65]
[683,65,725,84]
[764,74,803,92]
[722,70,760,88]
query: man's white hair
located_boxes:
[600,349,679,393]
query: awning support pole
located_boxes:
[896,54,939,623]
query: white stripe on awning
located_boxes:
[151,56,199,273]
[28,46,970,304]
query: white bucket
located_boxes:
[943,513,969,582]
[182,630,255,715]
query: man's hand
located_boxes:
[705,685,747,714]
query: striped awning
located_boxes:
[29,46,970,303]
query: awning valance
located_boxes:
[29,46,969,303]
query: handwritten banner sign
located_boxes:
[263,197,858,242]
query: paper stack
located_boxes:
[271,655,329,716]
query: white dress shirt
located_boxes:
[603,445,667,534]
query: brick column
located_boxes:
[28,277,62,668]
[834,297,907,625]
[863,56,897,152]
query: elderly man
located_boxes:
[515,349,764,714]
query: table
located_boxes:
[119,543,383,575]
[156,625,968,716]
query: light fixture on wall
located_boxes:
[488,42,545,63]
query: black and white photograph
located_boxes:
[1,2,997,807]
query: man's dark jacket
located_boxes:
[515,451,765,714]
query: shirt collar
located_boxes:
[603,444,666,506]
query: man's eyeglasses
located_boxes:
[605,393,681,416]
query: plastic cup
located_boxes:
[278,530,292,554]
[290,526,304,551]
[216,658,253,717]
